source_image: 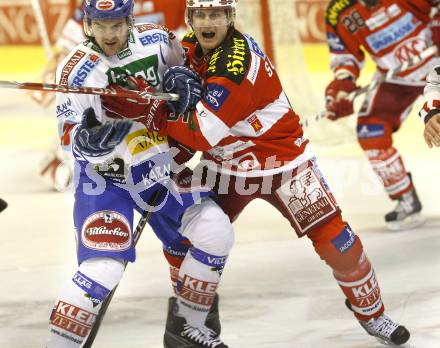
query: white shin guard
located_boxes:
[176,197,234,328]
[46,257,124,348]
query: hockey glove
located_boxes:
[73,107,132,158]
[101,76,169,132]
[163,66,203,114]
[325,78,358,120]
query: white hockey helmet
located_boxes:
[185,0,237,28]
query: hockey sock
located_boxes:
[366,147,412,199]
[46,257,124,347]
[333,253,384,321]
[175,247,225,328]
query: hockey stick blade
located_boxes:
[0,80,180,102]
[82,190,161,348]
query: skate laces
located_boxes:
[182,324,224,347]
[362,314,399,339]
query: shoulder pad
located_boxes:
[206,31,251,85]
[326,0,356,27]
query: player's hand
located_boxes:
[430,12,440,51]
[424,113,440,148]
[163,66,203,114]
[102,76,169,132]
[325,78,358,120]
[73,108,132,157]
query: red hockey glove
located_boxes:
[325,78,358,120]
[101,76,168,132]
[430,11,440,51]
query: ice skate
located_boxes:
[164,296,227,348]
[385,187,424,231]
[346,299,410,346]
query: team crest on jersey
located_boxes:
[96,0,115,11]
[247,115,263,134]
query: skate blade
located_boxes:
[386,213,425,231]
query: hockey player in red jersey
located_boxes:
[101,0,411,345]
[323,0,440,230]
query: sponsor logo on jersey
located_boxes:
[275,162,339,237]
[139,32,169,46]
[327,32,345,52]
[331,225,356,253]
[72,56,99,87]
[51,300,96,337]
[139,160,171,188]
[247,115,263,134]
[107,55,160,87]
[366,13,417,54]
[393,38,428,67]
[56,98,78,118]
[60,50,86,86]
[244,34,265,59]
[326,0,353,27]
[204,83,230,111]
[81,210,131,251]
[94,158,126,183]
[125,128,167,155]
[207,47,223,74]
[226,38,246,76]
[356,124,385,138]
[96,0,115,11]
[117,48,132,60]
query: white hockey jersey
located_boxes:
[55,24,184,167]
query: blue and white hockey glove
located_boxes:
[73,108,132,158]
[163,66,203,114]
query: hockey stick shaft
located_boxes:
[81,190,161,348]
[0,80,180,101]
[30,0,54,61]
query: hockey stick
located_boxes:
[0,80,179,101]
[82,190,162,347]
[302,45,439,127]
[30,0,54,61]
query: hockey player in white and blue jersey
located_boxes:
[46,1,232,347]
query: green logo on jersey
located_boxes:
[106,55,160,87]
[117,48,132,60]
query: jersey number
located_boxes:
[342,11,365,34]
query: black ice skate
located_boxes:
[385,184,424,231]
[164,295,226,348]
[346,299,410,346]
